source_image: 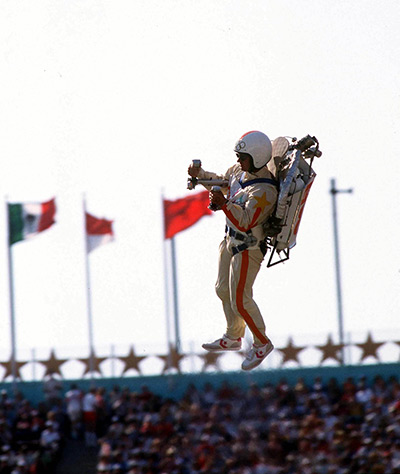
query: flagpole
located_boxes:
[162,190,212,356]
[7,244,17,387]
[170,236,181,353]
[82,195,95,381]
[5,198,17,389]
[161,192,173,353]
[163,240,173,351]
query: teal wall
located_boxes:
[1,363,399,406]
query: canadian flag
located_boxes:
[85,212,114,253]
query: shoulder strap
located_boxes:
[239,177,278,189]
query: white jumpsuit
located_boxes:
[198,163,278,346]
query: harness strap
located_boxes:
[232,243,248,255]
[227,176,277,255]
[239,177,278,188]
[225,225,247,241]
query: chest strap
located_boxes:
[239,177,278,189]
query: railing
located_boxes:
[1,329,399,382]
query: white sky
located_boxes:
[1,0,400,376]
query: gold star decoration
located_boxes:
[199,351,224,372]
[356,332,385,362]
[78,350,107,377]
[277,337,306,366]
[253,192,270,212]
[118,346,147,375]
[315,334,344,364]
[158,345,186,374]
[39,349,69,378]
[0,356,28,381]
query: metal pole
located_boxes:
[32,348,36,381]
[330,178,352,365]
[7,236,17,389]
[5,198,17,391]
[161,191,173,354]
[163,239,172,349]
[82,196,95,381]
[161,192,175,381]
[170,237,181,353]
[110,344,115,378]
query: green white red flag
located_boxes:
[86,212,114,252]
[8,198,56,245]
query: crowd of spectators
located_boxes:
[1,372,400,473]
[0,376,66,474]
[93,375,400,474]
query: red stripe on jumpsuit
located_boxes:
[223,206,261,233]
[248,207,261,229]
[236,250,268,345]
[223,207,247,232]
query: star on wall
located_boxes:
[158,345,186,374]
[39,349,69,377]
[78,350,107,377]
[356,332,385,362]
[316,334,344,364]
[199,351,224,372]
[118,346,147,375]
[277,337,306,365]
[0,356,28,381]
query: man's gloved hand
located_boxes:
[209,189,228,209]
[188,163,201,178]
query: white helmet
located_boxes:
[234,131,272,168]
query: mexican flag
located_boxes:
[86,212,114,253]
[8,198,56,245]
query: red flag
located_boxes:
[86,212,114,252]
[163,191,212,239]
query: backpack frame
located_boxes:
[264,135,321,267]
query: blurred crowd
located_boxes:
[1,372,400,474]
[94,375,400,474]
[0,374,65,474]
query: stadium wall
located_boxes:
[1,363,399,406]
